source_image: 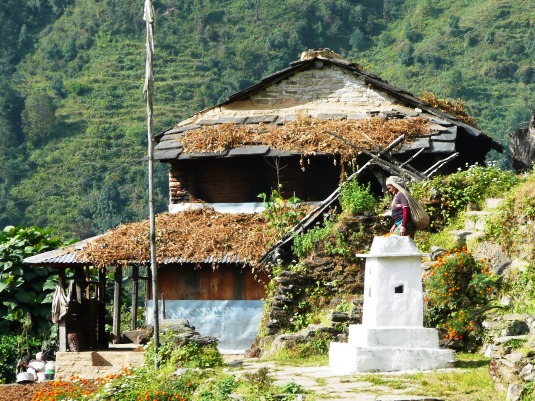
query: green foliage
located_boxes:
[170,342,224,369]
[424,247,499,343]
[259,187,302,237]
[0,225,63,336]
[499,264,535,314]
[339,180,377,216]
[195,374,238,401]
[21,91,58,146]
[521,381,535,401]
[144,330,223,369]
[292,220,335,259]
[410,165,519,229]
[0,333,40,384]
[93,365,203,401]
[485,174,535,261]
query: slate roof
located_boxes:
[153,53,502,162]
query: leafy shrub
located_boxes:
[87,365,203,401]
[259,187,303,237]
[170,342,223,369]
[144,328,223,369]
[195,375,238,401]
[424,247,499,343]
[499,264,535,314]
[485,175,535,261]
[293,221,335,259]
[339,180,377,216]
[411,165,520,229]
[0,226,63,336]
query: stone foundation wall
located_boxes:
[247,215,386,357]
[483,313,535,400]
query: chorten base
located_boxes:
[329,325,454,373]
[329,342,454,373]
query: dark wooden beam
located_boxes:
[112,266,122,344]
[58,268,67,352]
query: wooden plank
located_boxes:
[222,267,236,300]
[233,268,245,300]
[245,270,268,300]
[131,266,139,330]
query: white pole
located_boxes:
[143,0,159,369]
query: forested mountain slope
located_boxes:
[0,0,533,239]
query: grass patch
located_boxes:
[350,353,501,401]
[262,349,329,366]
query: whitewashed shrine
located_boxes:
[329,235,454,372]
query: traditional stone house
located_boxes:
[154,48,502,211]
[24,49,502,355]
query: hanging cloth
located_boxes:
[51,281,76,323]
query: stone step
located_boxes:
[485,198,504,210]
[450,229,486,244]
[465,211,491,230]
[54,349,144,380]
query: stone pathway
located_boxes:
[224,356,444,401]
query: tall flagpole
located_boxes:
[143,0,159,368]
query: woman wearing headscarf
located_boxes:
[385,176,417,237]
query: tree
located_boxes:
[0,226,63,336]
[21,92,57,146]
[95,183,128,232]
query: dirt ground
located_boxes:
[0,380,99,401]
[0,382,54,401]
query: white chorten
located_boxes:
[329,235,454,372]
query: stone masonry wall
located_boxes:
[248,63,397,110]
[247,215,388,357]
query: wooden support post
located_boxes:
[98,267,107,348]
[74,266,84,303]
[131,266,139,330]
[112,266,122,344]
[58,268,67,352]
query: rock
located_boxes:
[269,334,305,353]
[429,246,447,261]
[494,335,529,344]
[519,363,533,380]
[506,383,524,401]
[473,241,511,275]
[331,312,349,322]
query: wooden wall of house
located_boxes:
[169,155,343,204]
[153,264,268,300]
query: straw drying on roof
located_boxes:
[78,206,312,268]
[181,116,430,162]
[420,92,478,127]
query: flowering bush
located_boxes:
[424,247,499,342]
[31,375,100,401]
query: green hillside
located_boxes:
[0,0,533,239]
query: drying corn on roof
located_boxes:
[181,116,430,161]
[76,206,312,268]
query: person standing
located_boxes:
[386,176,417,237]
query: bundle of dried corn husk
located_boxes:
[181,116,430,164]
[78,206,311,268]
[420,92,477,127]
